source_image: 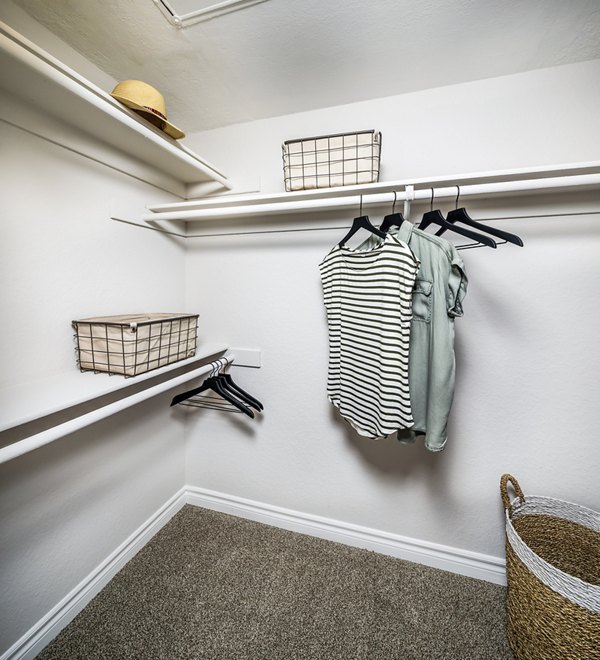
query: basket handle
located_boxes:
[500,474,525,512]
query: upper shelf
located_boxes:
[0,22,229,198]
[144,161,600,222]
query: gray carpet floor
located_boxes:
[37,505,513,659]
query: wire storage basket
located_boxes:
[72,313,199,377]
[282,130,381,191]
[500,474,600,660]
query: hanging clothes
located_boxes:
[319,234,419,438]
[361,222,467,451]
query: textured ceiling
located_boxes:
[11,0,600,132]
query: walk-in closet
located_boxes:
[1,1,599,658]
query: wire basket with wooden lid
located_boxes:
[72,313,198,377]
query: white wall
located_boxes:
[0,80,187,660]
[187,58,600,193]
[183,60,600,563]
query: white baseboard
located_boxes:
[3,485,506,660]
[185,486,506,586]
[1,487,188,660]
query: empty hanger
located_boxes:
[338,195,386,247]
[170,363,255,417]
[217,372,263,411]
[419,188,497,248]
[435,186,524,247]
[211,358,263,411]
[380,191,406,233]
[171,376,254,417]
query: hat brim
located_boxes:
[111,93,185,140]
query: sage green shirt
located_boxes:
[360,222,467,450]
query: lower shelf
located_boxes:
[0,341,229,435]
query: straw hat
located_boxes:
[110,80,185,139]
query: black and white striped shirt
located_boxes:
[319,234,419,438]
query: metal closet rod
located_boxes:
[141,172,600,223]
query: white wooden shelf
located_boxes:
[144,161,600,222]
[0,22,229,198]
[0,342,228,434]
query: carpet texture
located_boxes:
[37,505,513,659]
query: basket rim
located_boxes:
[509,494,600,525]
[283,129,380,146]
[505,494,600,613]
[73,313,199,327]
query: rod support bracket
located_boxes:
[403,184,415,220]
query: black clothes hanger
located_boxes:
[171,374,255,417]
[435,186,524,247]
[208,357,263,411]
[210,377,255,417]
[380,191,406,232]
[338,195,386,247]
[419,188,497,248]
[217,372,263,411]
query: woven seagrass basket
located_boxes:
[500,474,600,660]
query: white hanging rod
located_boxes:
[143,171,600,223]
[0,355,234,465]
